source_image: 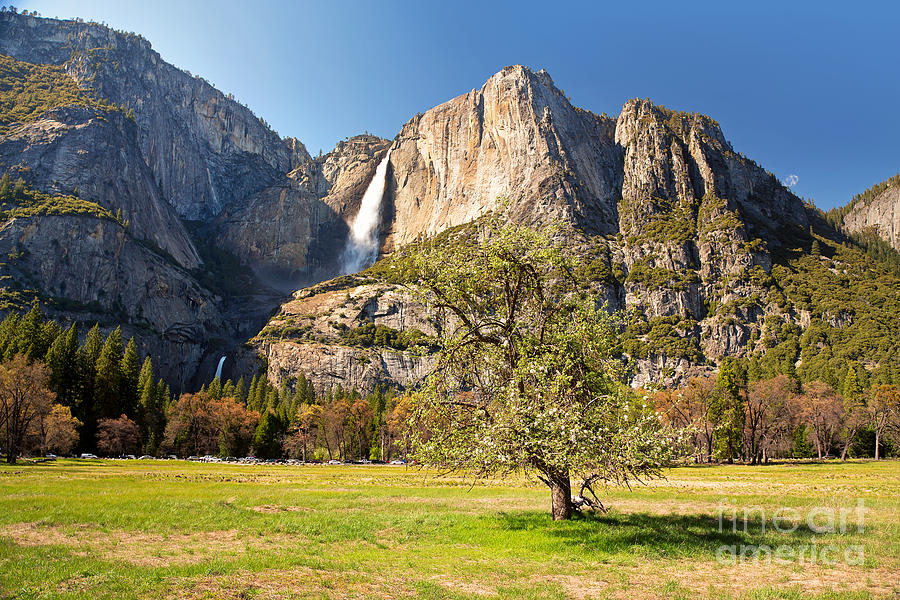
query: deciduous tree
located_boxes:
[0,355,54,462]
[96,414,140,456]
[869,384,900,460]
[406,217,680,520]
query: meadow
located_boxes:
[1,459,898,599]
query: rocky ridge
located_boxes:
[837,175,900,251]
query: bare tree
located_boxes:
[97,415,140,456]
[746,376,796,464]
[869,385,900,460]
[796,381,844,459]
[0,355,54,463]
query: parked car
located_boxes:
[389,459,406,465]
[327,459,342,465]
[45,453,57,459]
[80,453,98,459]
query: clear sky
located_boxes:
[18,0,900,210]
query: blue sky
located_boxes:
[19,0,900,210]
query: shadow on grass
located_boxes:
[492,510,825,559]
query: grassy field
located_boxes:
[1,460,898,599]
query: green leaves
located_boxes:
[405,216,681,505]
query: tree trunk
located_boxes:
[875,429,881,460]
[549,472,572,521]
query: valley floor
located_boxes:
[1,460,899,599]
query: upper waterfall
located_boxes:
[340,148,392,274]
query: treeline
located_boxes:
[653,358,900,463]
[0,304,170,459]
[0,304,413,462]
[165,378,412,462]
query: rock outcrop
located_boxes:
[838,175,900,251]
[0,105,201,268]
[254,277,435,391]
[257,68,816,394]
[0,213,221,388]
[384,65,622,250]
[0,12,300,220]
[216,135,391,284]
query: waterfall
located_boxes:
[214,356,226,381]
[340,149,392,274]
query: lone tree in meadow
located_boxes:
[404,217,680,520]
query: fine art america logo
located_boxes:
[716,498,867,566]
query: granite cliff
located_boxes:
[834,174,900,251]
[0,11,304,221]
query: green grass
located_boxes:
[1,460,898,599]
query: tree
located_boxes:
[710,358,746,463]
[797,381,844,459]
[96,415,140,456]
[286,403,323,462]
[406,217,679,520]
[94,327,123,419]
[41,404,80,455]
[215,396,257,457]
[0,356,55,463]
[252,411,283,459]
[839,366,868,460]
[45,324,79,407]
[745,375,796,464]
[76,323,103,445]
[137,357,165,454]
[120,338,140,417]
[654,376,715,463]
[869,384,900,460]
[163,392,257,457]
[349,397,374,460]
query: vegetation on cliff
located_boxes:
[0,172,124,223]
[0,53,129,133]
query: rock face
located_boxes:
[0,214,221,388]
[384,65,621,249]
[0,105,200,268]
[3,12,891,397]
[839,176,900,251]
[254,278,435,391]
[0,12,301,221]
[216,135,390,285]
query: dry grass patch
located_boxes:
[1,522,311,567]
[172,567,413,600]
[540,560,900,600]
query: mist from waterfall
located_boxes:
[340,149,392,274]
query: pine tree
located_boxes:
[37,319,61,361]
[234,377,247,404]
[137,358,163,455]
[253,411,282,459]
[16,302,43,359]
[208,377,222,400]
[45,323,79,407]
[94,326,123,419]
[222,378,235,400]
[120,337,140,416]
[76,323,104,448]
[247,374,259,410]
[710,358,746,463]
[0,313,20,358]
[842,363,864,403]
